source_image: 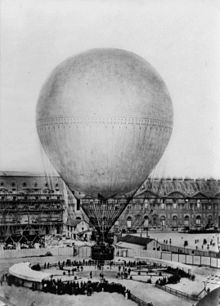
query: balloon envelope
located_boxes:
[36,48,173,198]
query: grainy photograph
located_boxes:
[0,0,220,305]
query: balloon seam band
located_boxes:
[37,117,173,128]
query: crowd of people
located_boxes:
[41,258,161,269]
[41,278,131,297]
[116,264,132,279]
[155,267,195,286]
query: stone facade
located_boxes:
[0,171,65,245]
[117,178,220,231]
[0,172,219,245]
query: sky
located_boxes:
[0,0,220,178]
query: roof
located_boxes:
[9,262,51,282]
[0,172,219,198]
[137,178,220,198]
[66,218,81,227]
[119,235,154,246]
[0,171,58,177]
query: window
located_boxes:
[184,215,189,226]
[11,182,15,187]
[144,216,149,228]
[76,199,80,211]
[207,215,212,227]
[127,216,132,228]
[0,182,4,186]
[197,200,201,208]
[172,215,177,227]
[160,216,166,227]
[196,215,201,225]
[22,182,26,187]
[144,199,149,209]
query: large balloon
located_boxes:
[36,48,173,199]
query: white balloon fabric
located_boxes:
[36,48,173,199]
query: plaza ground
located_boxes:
[0,230,220,306]
[134,231,220,252]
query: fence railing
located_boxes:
[155,284,200,301]
[129,293,153,306]
[160,243,219,258]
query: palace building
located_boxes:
[0,171,65,247]
[0,172,219,248]
[117,178,220,232]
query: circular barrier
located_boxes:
[8,262,51,290]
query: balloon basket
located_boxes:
[91,243,114,261]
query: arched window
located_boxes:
[172,215,178,227]
[160,216,166,227]
[207,215,212,227]
[196,215,201,225]
[184,215,189,226]
[127,216,132,228]
[144,216,149,228]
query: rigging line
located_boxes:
[92,199,102,236]
[80,205,95,230]
[93,200,101,232]
[84,204,97,229]
[98,200,104,242]
[105,203,114,230]
[111,202,125,224]
[39,140,50,191]
[40,135,54,192]
[44,134,54,192]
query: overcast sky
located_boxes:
[0,0,220,178]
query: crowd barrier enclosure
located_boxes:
[0,245,91,259]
